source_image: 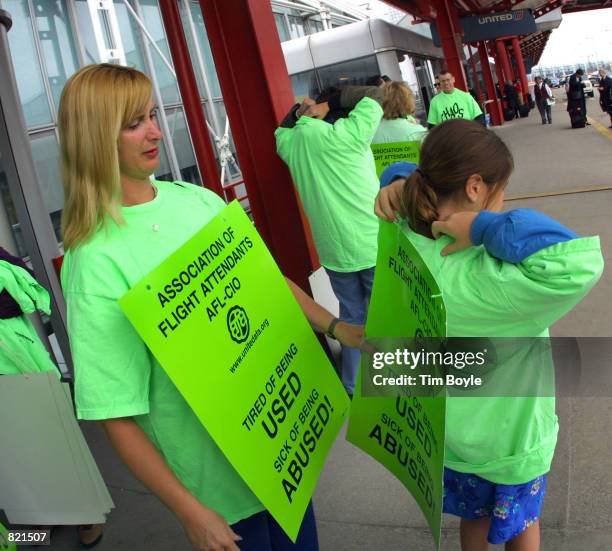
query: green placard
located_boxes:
[347,220,447,550]
[119,201,349,541]
[371,141,421,177]
[0,522,16,551]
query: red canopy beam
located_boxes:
[158,0,223,197]
[496,38,514,85]
[467,43,484,102]
[511,36,529,103]
[432,0,468,89]
[477,41,504,126]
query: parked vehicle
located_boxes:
[583,78,595,97]
[564,76,594,98]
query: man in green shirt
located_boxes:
[275,86,383,395]
[427,71,484,127]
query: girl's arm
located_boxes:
[101,418,241,551]
[432,209,578,260]
[285,277,368,350]
[432,209,603,332]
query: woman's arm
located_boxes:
[285,278,368,351]
[101,418,241,551]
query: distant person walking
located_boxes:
[598,68,612,128]
[533,76,553,125]
[427,70,484,127]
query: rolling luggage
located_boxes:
[519,104,530,118]
[503,107,515,121]
[569,107,586,128]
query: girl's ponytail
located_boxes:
[400,119,514,237]
[401,170,439,238]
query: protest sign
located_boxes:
[347,220,446,549]
[120,201,349,541]
[371,141,421,177]
[0,522,16,551]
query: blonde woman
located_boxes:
[372,81,428,144]
[59,64,364,551]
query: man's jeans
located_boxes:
[324,266,375,395]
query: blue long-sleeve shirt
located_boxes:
[470,209,578,263]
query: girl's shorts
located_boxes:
[443,467,548,544]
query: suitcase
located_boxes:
[519,104,530,118]
[503,107,515,121]
[569,107,586,128]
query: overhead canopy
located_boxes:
[383,0,609,66]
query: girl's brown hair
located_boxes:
[382,81,416,119]
[401,119,514,237]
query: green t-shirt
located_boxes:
[427,88,483,126]
[61,181,263,523]
[404,228,603,484]
[372,117,428,144]
[275,97,382,272]
[0,261,60,377]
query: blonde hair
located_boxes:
[59,64,152,250]
[382,81,416,120]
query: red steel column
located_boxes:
[432,0,468,90]
[511,36,530,103]
[198,0,317,289]
[496,38,514,85]
[467,43,483,103]
[489,42,505,94]
[158,1,223,197]
[477,41,503,126]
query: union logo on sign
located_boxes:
[514,10,524,20]
[227,305,250,344]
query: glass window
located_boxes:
[165,107,201,186]
[2,0,53,127]
[317,56,380,90]
[308,19,324,34]
[287,15,305,39]
[187,1,222,99]
[114,0,148,73]
[290,71,319,101]
[30,131,63,243]
[32,0,80,114]
[274,13,290,42]
[74,0,102,63]
[0,151,27,258]
[154,138,173,183]
[137,0,180,105]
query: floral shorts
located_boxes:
[443,468,548,544]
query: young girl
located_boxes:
[58,63,364,551]
[376,119,603,550]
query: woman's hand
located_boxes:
[431,212,478,256]
[333,322,376,355]
[333,321,364,350]
[180,504,242,551]
[374,178,406,221]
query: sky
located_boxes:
[536,9,612,68]
[346,1,612,68]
